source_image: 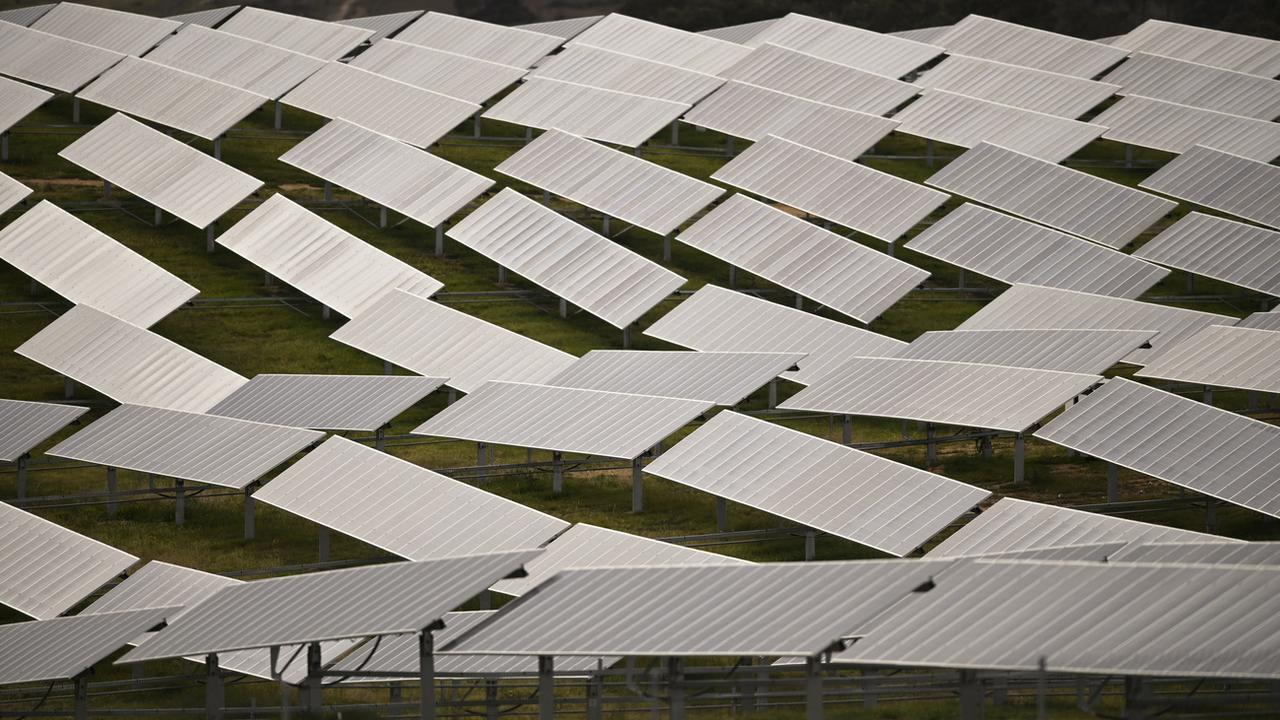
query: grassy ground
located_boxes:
[2,94,1277,717]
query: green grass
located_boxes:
[2,95,1277,718]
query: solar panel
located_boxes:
[279,120,492,230]
[719,43,920,116]
[904,203,1168,297]
[1134,212,1280,296]
[545,350,805,405]
[516,15,604,41]
[676,194,928,321]
[567,13,752,75]
[745,13,942,78]
[490,523,750,597]
[891,91,1106,163]
[1102,52,1280,120]
[972,542,1126,561]
[1240,311,1280,331]
[0,75,52,134]
[216,7,373,61]
[348,39,526,104]
[0,170,32,216]
[835,559,1280,680]
[335,10,424,43]
[215,194,444,319]
[893,329,1156,374]
[167,6,241,29]
[684,81,899,159]
[118,551,540,663]
[0,608,174,685]
[1140,145,1280,229]
[446,188,685,329]
[0,502,138,619]
[1110,19,1280,77]
[0,3,54,27]
[17,305,248,413]
[48,404,323,490]
[31,3,179,56]
[82,560,353,685]
[483,77,688,148]
[58,113,262,229]
[280,62,478,149]
[955,284,1237,365]
[698,18,777,44]
[529,45,723,105]
[255,436,566,559]
[926,143,1176,248]
[932,15,1127,78]
[443,560,950,658]
[77,56,267,140]
[1134,325,1280,393]
[1110,542,1280,567]
[0,20,125,93]
[889,25,952,44]
[646,411,989,556]
[207,374,446,431]
[1090,95,1280,162]
[0,398,87,462]
[493,129,722,237]
[1037,378,1280,517]
[927,497,1236,558]
[914,55,1118,118]
[143,24,326,100]
[780,357,1100,433]
[0,200,198,327]
[333,610,615,679]
[395,12,561,68]
[711,135,948,243]
[330,291,576,394]
[414,381,712,460]
[643,284,908,386]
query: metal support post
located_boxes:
[925,423,937,467]
[1124,144,1133,168]
[103,179,112,199]
[1186,273,1196,294]
[213,136,222,160]
[376,426,386,452]
[154,206,163,226]
[862,669,878,708]
[632,456,644,512]
[1249,390,1260,410]
[925,139,935,167]
[244,487,255,540]
[725,137,734,156]
[768,379,777,409]
[0,132,7,161]
[668,658,685,720]
[274,100,282,130]
[16,456,27,500]
[587,672,603,720]
[498,265,507,284]
[559,297,568,318]
[887,241,895,257]
[106,466,118,519]
[741,657,757,714]
[525,127,533,143]
[804,530,816,560]
[602,215,610,236]
[1107,463,1119,503]
[538,656,554,720]
[979,435,992,458]
[205,655,224,720]
[1205,498,1218,532]
[448,388,457,405]
[842,415,853,445]
[435,224,445,255]
[72,97,80,124]
[1203,385,1213,405]
[485,680,499,720]
[322,305,331,320]
[670,120,679,145]
[552,451,563,494]
[383,359,393,375]
[542,189,550,204]
[65,376,75,399]
[958,268,965,289]
[622,325,631,348]
[805,657,823,720]
[477,442,488,482]
[379,206,388,228]
[473,113,481,138]
[1014,433,1025,484]
[663,233,672,262]
[1037,658,1048,720]
[795,294,803,310]
[175,478,185,524]
[206,224,216,253]
[390,682,403,703]
[728,265,737,287]
[74,673,88,720]
[715,497,728,531]
[305,643,323,714]
[323,181,332,202]
[959,670,984,720]
[318,526,330,561]
[419,631,436,720]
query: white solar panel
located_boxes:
[395,12,562,68]
[0,74,52,134]
[482,77,688,148]
[216,6,373,61]
[1102,52,1280,120]
[1090,95,1280,162]
[1140,145,1280,230]
[31,2,179,56]
[0,170,32,217]
[1110,19,1280,77]
[215,193,443,319]
[719,43,919,116]
[567,13,753,75]
[745,13,943,78]
[914,54,1118,118]
[1134,325,1280,393]
[933,15,1127,78]
[348,39,527,104]
[143,24,326,100]
[206,374,446,431]
[529,45,723,104]
[545,350,804,405]
[0,399,89,463]
[0,20,125,94]
[1133,212,1280,296]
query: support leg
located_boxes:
[419,632,436,720]
[1014,433,1025,484]
[435,224,445,256]
[477,442,487,482]
[670,121,679,146]
[244,487,255,540]
[72,97,80,124]
[538,656,554,720]
[384,360,393,375]
[380,206,388,228]
[559,298,568,318]
[65,376,74,399]
[804,530,816,560]
[318,527,330,561]
[473,113,481,138]
[16,456,27,500]
[805,657,823,720]
[602,215,610,236]
[663,233,672,262]
[668,658,685,720]
[622,325,631,349]
[842,415,852,445]
[376,427,386,452]
[485,680,499,720]
[1124,144,1133,169]
[323,181,332,203]
[768,380,777,409]
[552,451,563,494]
[1203,386,1213,405]
[632,456,644,512]
[925,423,937,467]
[213,137,222,160]
[274,100,283,130]
[587,672,603,720]
[106,466,117,520]
[305,643,322,714]
[1,132,8,161]
[103,180,112,199]
[795,294,803,310]
[205,655,224,720]
[926,139,935,167]
[1205,498,1218,533]
[175,478,184,525]
[959,670,984,720]
[154,206,163,226]
[728,265,737,287]
[1107,463,1119,503]
[725,137,735,156]
[74,674,88,720]
[715,497,727,531]
[497,266,507,284]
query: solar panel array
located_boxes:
[30,2,180,56]
[0,21,126,93]
[1090,95,1280,162]
[0,74,52,134]
[719,43,920,116]
[646,411,989,555]
[395,12,562,68]
[1102,52,1280,120]
[0,608,173,685]
[0,201,197,327]
[1110,542,1280,567]
[1110,19,1280,77]
[207,374,446,431]
[0,3,54,27]
[933,15,1128,78]
[644,284,908,385]
[347,39,527,104]
[0,171,31,216]
[215,194,444,319]
[0,398,88,462]
[545,350,804,405]
[746,13,943,78]
[494,129,722,237]
[568,13,752,75]
[17,305,248,413]
[1140,145,1280,229]
[447,188,685,329]
[712,135,948,243]
[166,6,241,29]
[894,329,1156,374]
[676,193,928,321]
[58,113,262,229]
[528,44,723,105]
[1134,325,1280,393]
[143,24,326,100]
[914,55,1119,118]
[330,290,576,394]
[335,10,424,44]
[1240,311,1280,331]
[1134,212,1280,296]
[931,141,1177,248]
[483,77,688,148]
[216,6,373,61]
[904,203,1169,297]
[253,436,568,559]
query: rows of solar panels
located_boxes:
[1,2,1279,715]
